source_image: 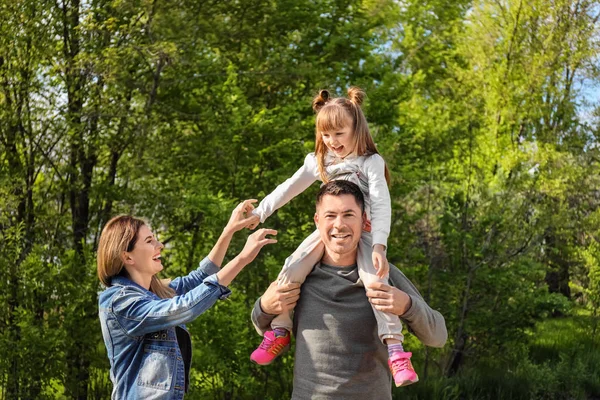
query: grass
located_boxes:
[395,309,600,400]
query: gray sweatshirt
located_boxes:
[251,263,447,400]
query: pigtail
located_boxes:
[348,87,391,186]
[347,87,365,106]
[314,89,331,182]
[312,89,330,113]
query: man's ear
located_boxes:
[314,212,319,227]
[362,212,367,228]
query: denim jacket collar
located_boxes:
[109,275,155,295]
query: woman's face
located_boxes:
[125,224,164,278]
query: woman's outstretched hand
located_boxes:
[225,199,259,234]
[246,214,260,230]
[216,228,278,287]
[239,228,278,264]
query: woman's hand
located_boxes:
[224,199,258,234]
[372,244,389,278]
[209,200,261,267]
[216,228,277,286]
[246,214,260,230]
[239,228,278,264]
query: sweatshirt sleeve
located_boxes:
[252,153,319,223]
[363,154,391,248]
[388,265,448,348]
[251,297,276,336]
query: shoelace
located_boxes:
[390,358,410,373]
[258,336,274,350]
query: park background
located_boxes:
[1,0,599,398]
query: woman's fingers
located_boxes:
[260,238,278,246]
[256,228,277,239]
[242,199,257,213]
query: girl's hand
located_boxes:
[372,244,389,279]
[225,199,258,234]
[246,214,260,230]
[239,228,278,264]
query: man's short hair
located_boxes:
[316,180,365,212]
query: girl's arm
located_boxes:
[364,154,392,278]
[252,153,319,223]
[364,154,392,248]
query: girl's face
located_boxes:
[321,122,356,159]
[124,224,164,278]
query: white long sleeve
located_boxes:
[252,153,320,223]
[363,154,391,248]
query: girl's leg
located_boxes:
[356,232,404,343]
[271,229,324,331]
[251,230,324,366]
[357,232,418,386]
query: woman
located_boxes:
[97,199,276,399]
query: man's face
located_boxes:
[314,193,365,265]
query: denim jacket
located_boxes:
[98,257,231,400]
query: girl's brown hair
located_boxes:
[312,87,390,184]
[97,215,175,299]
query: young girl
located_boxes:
[248,87,418,387]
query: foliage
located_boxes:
[0,0,598,398]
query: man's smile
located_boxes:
[331,232,351,240]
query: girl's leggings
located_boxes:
[270,229,404,343]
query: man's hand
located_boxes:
[372,245,389,279]
[366,282,412,316]
[259,281,301,315]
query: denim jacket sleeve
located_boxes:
[169,256,223,295]
[112,273,231,337]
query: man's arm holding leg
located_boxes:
[251,281,301,335]
[366,266,447,348]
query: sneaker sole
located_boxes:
[395,376,419,387]
[250,344,290,366]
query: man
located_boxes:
[252,180,447,399]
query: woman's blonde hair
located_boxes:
[312,87,390,185]
[97,215,175,299]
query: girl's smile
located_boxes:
[321,124,355,159]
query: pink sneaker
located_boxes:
[388,351,419,387]
[250,330,291,365]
